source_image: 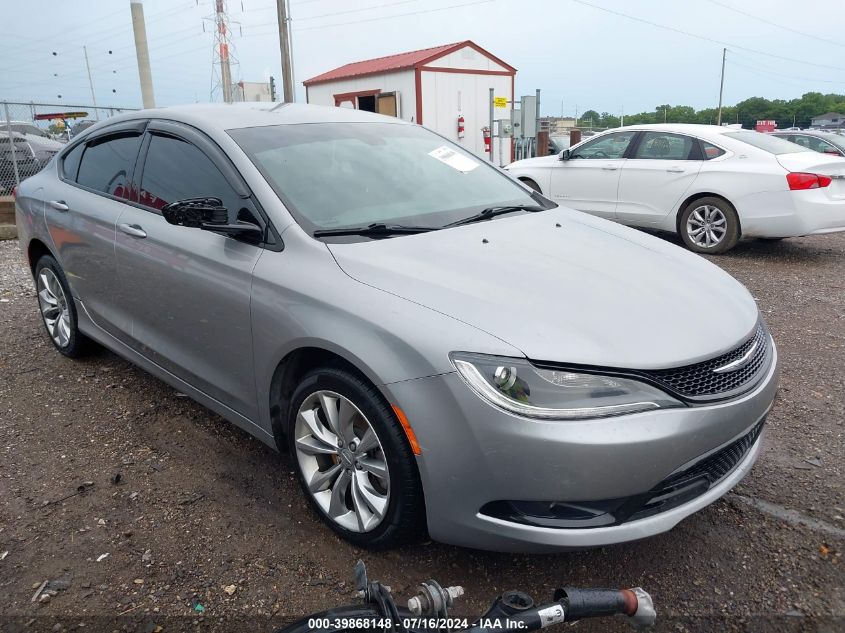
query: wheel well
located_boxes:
[518,176,541,193]
[27,239,53,274]
[269,347,370,449]
[676,193,740,235]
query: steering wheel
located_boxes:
[590,150,609,158]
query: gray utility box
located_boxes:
[520,96,537,138]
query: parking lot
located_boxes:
[0,232,843,632]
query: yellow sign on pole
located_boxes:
[493,96,508,108]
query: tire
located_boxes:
[678,196,740,254]
[33,254,92,358]
[520,178,541,193]
[287,366,426,549]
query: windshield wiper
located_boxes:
[313,223,437,238]
[444,204,546,228]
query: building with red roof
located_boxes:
[303,41,516,163]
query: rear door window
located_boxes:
[633,132,697,160]
[76,133,142,199]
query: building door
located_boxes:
[377,93,398,117]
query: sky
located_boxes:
[2,0,844,117]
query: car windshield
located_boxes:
[229,122,541,234]
[724,130,814,155]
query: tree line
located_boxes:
[576,92,845,130]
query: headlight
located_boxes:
[451,353,683,420]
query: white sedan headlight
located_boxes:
[451,353,683,420]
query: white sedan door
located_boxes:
[548,130,637,219]
[616,131,703,226]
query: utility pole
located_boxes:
[130,0,155,109]
[717,47,726,126]
[82,46,99,119]
[276,0,295,102]
[488,87,494,163]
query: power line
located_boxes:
[729,52,845,86]
[292,0,493,32]
[296,0,419,22]
[570,0,845,73]
[704,0,845,49]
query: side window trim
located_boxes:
[135,122,283,251]
[59,121,148,204]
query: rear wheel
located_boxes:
[288,366,425,549]
[34,255,91,358]
[679,197,740,254]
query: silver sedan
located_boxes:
[15,103,778,552]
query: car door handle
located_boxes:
[48,200,69,212]
[118,223,147,238]
[666,167,686,173]
[602,165,619,171]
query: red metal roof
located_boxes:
[303,40,514,86]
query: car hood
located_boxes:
[506,155,558,170]
[28,136,64,152]
[327,208,760,369]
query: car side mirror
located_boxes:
[161,197,263,240]
[162,197,228,227]
[560,149,571,161]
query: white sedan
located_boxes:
[505,124,845,253]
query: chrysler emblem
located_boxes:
[713,340,759,374]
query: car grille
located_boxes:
[627,417,766,522]
[639,321,770,401]
[480,417,766,530]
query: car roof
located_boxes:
[772,129,839,136]
[98,102,405,133]
[614,123,737,136]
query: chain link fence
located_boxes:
[0,101,138,194]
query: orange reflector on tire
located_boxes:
[392,404,421,455]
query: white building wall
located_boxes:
[305,70,417,122]
[420,70,512,164]
[427,45,510,72]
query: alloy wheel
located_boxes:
[294,390,390,533]
[686,204,727,248]
[37,268,72,348]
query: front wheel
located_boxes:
[678,197,740,254]
[287,366,426,549]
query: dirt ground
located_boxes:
[0,233,843,633]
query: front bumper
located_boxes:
[384,343,779,552]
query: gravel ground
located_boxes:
[0,234,843,633]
